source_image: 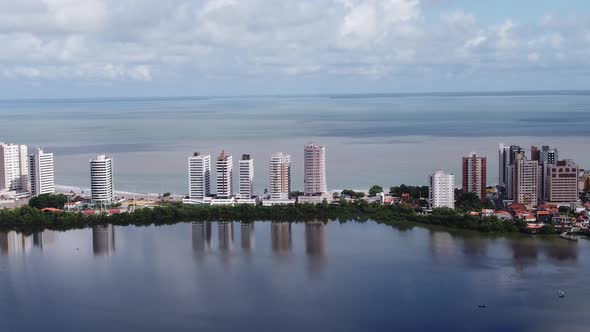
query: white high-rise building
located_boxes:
[0,143,28,192]
[216,151,233,198]
[29,148,55,196]
[188,152,211,201]
[428,170,455,209]
[238,154,254,199]
[270,152,291,200]
[90,155,114,204]
[303,143,327,196]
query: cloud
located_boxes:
[0,0,589,88]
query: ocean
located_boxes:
[1,91,589,195]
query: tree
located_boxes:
[29,194,68,209]
[162,192,171,198]
[455,192,483,212]
[368,185,383,197]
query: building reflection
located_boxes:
[305,222,326,275]
[92,225,115,256]
[271,222,291,253]
[461,235,487,267]
[218,222,234,252]
[542,241,578,262]
[0,231,35,255]
[192,222,212,253]
[428,230,455,262]
[509,240,539,271]
[32,230,56,249]
[240,222,255,252]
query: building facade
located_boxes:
[462,152,487,201]
[512,154,540,207]
[0,143,28,192]
[303,143,327,196]
[238,154,254,199]
[29,148,55,196]
[90,155,114,204]
[429,170,455,209]
[270,152,291,200]
[216,151,233,198]
[188,152,211,201]
[547,159,579,203]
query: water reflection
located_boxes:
[218,222,234,252]
[92,225,115,256]
[0,231,34,255]
[271,222,291,254]
[510,240,539,271]
[305,222,326,275]
[240,223,255,251]
[191,222,212,253]
[542,240,578,262]
[428,230,455,262]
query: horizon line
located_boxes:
[1,89,590,103]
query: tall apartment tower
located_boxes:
[538,146,558,201]
[216,151,233,198]
[512,154,540,207]
[498,144,510,189]
[188,152,211,201]
[428,170,455,209]
[462,152,487,201]
[0,143,28,192]
[90,155,114,204]
[238,154,254,199]
[547,159,579,203]
[29,148,55,196]
[503,145,526,200]
[303,143,327,196]
[270,152,291,200]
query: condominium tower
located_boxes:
[462,152,487,201]
[303,143,327,196]
[188,152,211,201]
[90,155,114,204]
[29,148,55,196]
[270,152,291,200]
[547,159,579,203]
[512,153,540,207]
[238,154,254,199]
[428,171,455,209]
[0,143,28,192]
[216,151,233,198]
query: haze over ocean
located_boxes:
[2,91,589,194]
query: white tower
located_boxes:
[29,148,55,196]
[188,152,211,201]
[238,154,254,199]
[429,170,455,209]
[0,143,28,192]
[90,155,114,204]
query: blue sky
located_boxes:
[0,0,589,98]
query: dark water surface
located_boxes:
[0,221,587,331]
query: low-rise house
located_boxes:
[495,211,513,221]
[517,212,536,223]
[536,210,552,223]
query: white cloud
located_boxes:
[0,0,588,87]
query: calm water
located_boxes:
[1,92,590,193]
[0,221,587,331]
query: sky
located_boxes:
[0,0,589,98]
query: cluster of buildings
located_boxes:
[427,144,588,225]
[0,143,55,199]
[184,143,328,206]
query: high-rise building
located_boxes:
[270,152,291,200]
[428,170,455,209]
[547,159,579,203]
[538,146,558,201]
[238,154,253,199]
[530,146,540,161]
[303,143,327,196]
[0,143,28,192]
[462,152,487,201]
[505,147,526,200]
[512,154,540,207]
[498,144,510,189]
[29,148,55,197]
[216,150,233,198]
[90,155,114,204]
[188,152,211,201]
